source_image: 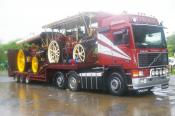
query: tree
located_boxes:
[0,40,22,70]
[167,34,175,57]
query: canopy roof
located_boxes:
[42,12,98,30]
[16,32,53,45]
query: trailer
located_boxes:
[8,12,170,96]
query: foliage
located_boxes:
[0,40,22,70]
[167,34,175,57]
[172,68,175,75]
[169,66,175,75]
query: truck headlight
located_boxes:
[155,70,159,75]
[163,69,166,75]
[159,70,163,75]
[151,70,155,76]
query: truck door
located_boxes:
[97,31,113,65]
[111,28,131,64]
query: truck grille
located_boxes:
[138,53,168,67]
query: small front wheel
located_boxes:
[108,72,126,96]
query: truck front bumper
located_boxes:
[128,75,170,91]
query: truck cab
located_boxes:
[96,14,169,92]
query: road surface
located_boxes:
[0,74,175,116]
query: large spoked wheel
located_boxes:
[73,44,86,62]
[48,40,60,63]
[54,72,66,89]
[68,73,80,91]
[108,72,126,96]
[17,49,26,72]
[31,56,39,73]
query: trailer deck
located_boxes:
[9,63,97,82]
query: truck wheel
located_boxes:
[55,72,66,89]
[108,72,126,96]
[68,73,80,91]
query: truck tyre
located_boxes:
[108,72,126,96]
[68,73,80,91]
[54,72,66,89]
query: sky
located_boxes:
[0,0,174,43]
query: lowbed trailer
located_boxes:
[8,59,169,95]
[8,12,170,96]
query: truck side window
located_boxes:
[113,29,129,45]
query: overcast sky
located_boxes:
[0,0,174,43]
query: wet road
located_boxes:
[0,74,175,116]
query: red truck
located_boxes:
[8,12,169,96]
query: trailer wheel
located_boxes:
[20,76,25,83]
[108,72,126,96]
[14,76,20,83]
[54,72,66,89]
[68,73,80,91]
[25,77,30,84]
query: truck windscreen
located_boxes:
[132,25,166,48]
